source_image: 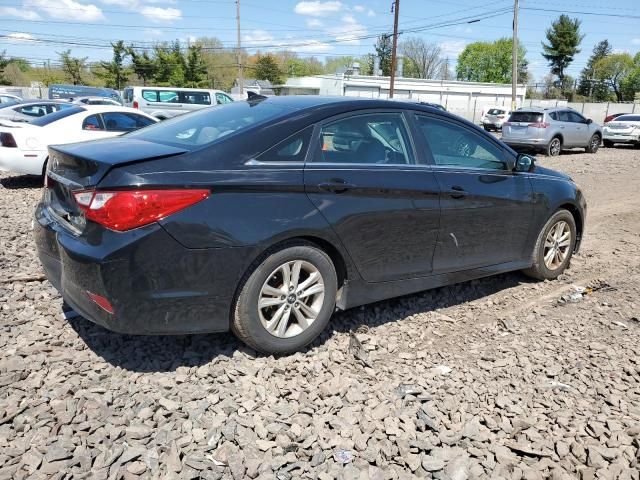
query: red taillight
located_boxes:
[73,189,210,231]
[0,132,17,148]
[133,100,139,109]
[528,122,550,128]
[86,291,114,314]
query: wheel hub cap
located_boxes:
[543,221,571,270]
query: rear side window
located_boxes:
[549,112,558,121]
[142,90,158,102]
[182,92,211,105]
[508,111,543,123]
[257,127,313,162]
[82,115,103,130]
[317,112,414,165]
[416,115,506,170]
[102,112,153,132]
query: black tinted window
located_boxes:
[257,127,313,162]
[317,113,414,165]
[508,111,543,123]
[416,115,506,170]
[182,92,211,105]
[82,115,103,130]
[557,111,571,122]
[567,111,585,123]
[488,108,506,115]
[30,106,85,126]
[102,112,152,132]
[615,115,640,122]
[549,112,558,121]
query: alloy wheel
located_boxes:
[258,260,325,338]
[590,135,600,151]
[549,138,561,156]
[543,220,571,270]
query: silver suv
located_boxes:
[502,107,602,156]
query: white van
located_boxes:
[123,86,234,120]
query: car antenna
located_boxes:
[246,91,268,101]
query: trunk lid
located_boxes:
[45,137,188,233]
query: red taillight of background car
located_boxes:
[73,189,210,231]
[528,122,550,128]
[133,101,139,109]
[0,132,17,148]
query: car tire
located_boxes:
[231,243,338,354]
[546,136,562,156]
[483,125,491,131]
[586,133,600,153]
[603,140,614,148]
[522,209,576,281]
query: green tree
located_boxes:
[128,49,156,86]
[285,57,323,77]
[197,37,237,90]
[95,41,130,90]
[0,51,9,85]
[374,34,393,76]
[577,40,612,101]
[184,45,208,87]
[253,54,283,84]
[594,53,635,101]
[58,50,88,85]
[152,42,185,86]
[456,38,528,84]
[621,52,640,101]
[541,15,584,89]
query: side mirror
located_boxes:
[586,118,593,125]
[514,153,535,172]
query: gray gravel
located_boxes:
[1,146,640,479]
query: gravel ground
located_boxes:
[1,146,639,480]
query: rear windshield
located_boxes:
[127,100,295,150]
[488,108,506,115]
[30,106,85,126]
[614,115,640,122]
[509,111,543,123]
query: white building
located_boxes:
[278,74,527,122]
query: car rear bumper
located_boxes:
[34,201,254,335]
[603,133,640,144]
[503,138,548,150]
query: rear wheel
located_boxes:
[523,209,576,280]
[546,137,562,156]
[603,140,614,148]
[586,133,600,153]
[232,244,337,354]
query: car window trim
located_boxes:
[308,108,419,167]
[412,112,515,172]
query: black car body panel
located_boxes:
[34,96,587,336]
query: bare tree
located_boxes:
[399,37,444,79]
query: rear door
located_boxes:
[413,113,533,272]
[304,110,441,282]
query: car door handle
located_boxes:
[449,185,467,199]
[318,180,356,193]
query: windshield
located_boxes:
[509,111,543,123]
[488,108,506,115]
[127,101,295,149]
[30,106,85,127]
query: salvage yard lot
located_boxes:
[1,147,639,479]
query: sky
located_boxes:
[0,0,639,83]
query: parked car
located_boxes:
[603,114,640,148]
[0,93,22,105]
[49,84,122,104]
[0,106,156,176]
[481,107,511,131]
[34,96,586,354]
[502,107,602,156]
[603,112,628,124]
[0,100,75,123]
[72,96,122,106]
[123,86,234,120]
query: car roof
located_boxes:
[12,99,71,105]
[81,105,154,115]
[126,86,228,93]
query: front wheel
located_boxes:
[586,134,600,153]
[522,210,576,280]
[232,244,337,354]
[546,137,562,156]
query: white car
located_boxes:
[603,114,640,148]
[0,93,22,105]
[0,105,157,176]
[123,86,234,120]
[481,106,511,132]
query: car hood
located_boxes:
[532,164,572,181]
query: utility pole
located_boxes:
[389,0,400,98]
[236,0,244,97]
[511,0,519,111]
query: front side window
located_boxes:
[216,92,233,104]
[416,115,506,170]
[567,111,586,123]
[317,113,414,165]
[82,115,103,131]
[102,112,147,132]
[557,111,572,122]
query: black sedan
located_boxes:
[34,96,586,354]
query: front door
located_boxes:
[413,114,533,273]
[304,111,441,283]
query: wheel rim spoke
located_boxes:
[261,284,284,297]
[259,297,284,309]
[280,263,291,290]
[275,308,292,337]
[292,307,310,330]
[298,301,318,319]
[266,304,287,333]
[297,271,320,292]
[290,261,302,290]
[298,283,324,299]
[544,248,555,265]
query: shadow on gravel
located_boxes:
[0,175,44,189]
[67,271,530,372]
